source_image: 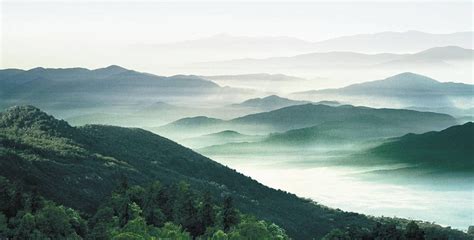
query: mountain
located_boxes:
[0,66,260,115]
[199,73,308,93]
[164,116,225,129]
[199,113,460,154]
[139,31,472,66]
[180,130,264,149]
[0,105,386,240]
[231,95,311,111]
[202,73,305,82]
[1,106,471,239]
[189,46,473,88]
[198,46,473,71]
[292,72,474,113]
[157,104,457,141]
[132,33,316,65]
[311,31,473,53]
[229,104,456,133]
[378,46,474,68]
[304,72,473,95]
[363,122,474,170]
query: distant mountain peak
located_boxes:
[92,65,129,75]
[169,116,224,127]
[383,72,440,85]
[242,95,304,104]
[388,72,437,80]
[103,65,128,71]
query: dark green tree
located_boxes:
[174,187,199,236]
[222,196,239,232]
[405,221,424,240]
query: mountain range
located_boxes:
[230,95,312,111]
[0,105,381,240]
[292,72,474,115]
[186,46,473,88]
[180,130,264,149]
[1,106,471,239]
[156,103,457,140]
[198,46,473,71]
[137,31,473,67]
[0,65,260,119]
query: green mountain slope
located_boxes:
[365,122,474,170]
[0,106,377,240]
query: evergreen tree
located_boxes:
[174,182,200,236]
[405,221,425,240]
[222,196,239,232]
[199,191,215,232]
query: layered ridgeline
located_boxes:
[0,106,377,239]
[180,130,265,149]
[191,46,473,81]
[156,103,457,140]
[0,66,257,117]
[195,46,473,70]
[229,95,339,112]
[360,122,474,171]
[0,106,471,239]
[293,72,474,116]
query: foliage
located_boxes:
[0,106,471,240]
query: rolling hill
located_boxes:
[0,105,386,239]
[180,130,264,149]
[229,104,456,133]
[231,95,311,111]
[157,103,457,141]
[364,122,474,170]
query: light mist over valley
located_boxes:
[1,1,473,239]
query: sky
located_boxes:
[1,1,473,69]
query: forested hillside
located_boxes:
[0,106,470,239]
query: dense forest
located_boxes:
[0,106,472,239]
[1,177,471,240]
[0,177,291,239]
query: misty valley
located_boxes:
[1,60,472,239]
[1,5,474,237]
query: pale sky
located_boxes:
[1,1,473,69]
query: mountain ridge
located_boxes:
[0,105,383,239]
